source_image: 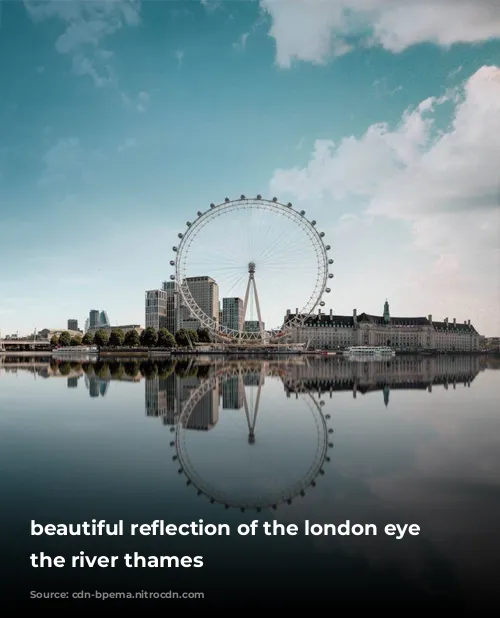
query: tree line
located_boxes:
[50,327,212,349]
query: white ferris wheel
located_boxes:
[169,196,333,341]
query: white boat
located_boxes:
[344,345,395,359]
[52,346,99,356]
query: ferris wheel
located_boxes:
[169,362,334,511]
[170,196,333,341]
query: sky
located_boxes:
[0,0,499,336]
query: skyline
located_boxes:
[1,1,499,336]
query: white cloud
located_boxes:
[175,49,185,68]
[233,32,250,52]
[260,0,500,67]
[122,90,150,113]
[23,0,140,87]
[270,66,500,334]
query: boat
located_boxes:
[343,346,395,359]
[52,346,99,356]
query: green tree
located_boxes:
[109,329,124,347]
[157,328,175,348]
[58,331,71,347]
[93,329,109,347]
[70,336,82,346]
[197,328,211,343]
[175,328,198,347]
[50,334,59,347]
[124,329,140,347]
[140,327,158,347]
[82,332,94,345]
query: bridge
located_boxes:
[0,339,51,350]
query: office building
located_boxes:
[180,276,219,331]
[244,320,264,333]
[222,297,243,332]
[67,319,78,331]
[145,288,168,330]
[86,310,110,332]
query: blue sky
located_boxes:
[0,0,499,336]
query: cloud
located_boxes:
[259,0,500,67]
[117,138,136,153]
[270,66,500,333]
[122,90,150,113]
[233,32,250,52]
[23,0,141,87]
[38,138,106,187]
[175,49,185,68]
[200,0,221,12]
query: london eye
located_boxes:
[169,196,333,342]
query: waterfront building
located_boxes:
[180,276,219,332]
[284,300,480,352]
[222,297,243,331]
[67,319,79,331]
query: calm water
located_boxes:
[1,354,499,607]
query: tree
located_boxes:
[197,328,211,343]
[124,329,140,347]
[175,328,198,347]
[109,329,124,347]
[157,328,175,348]
[58,331,71,347]
[93,329,109,347]
[50,335,59,347]
[82,332,93,345]
[140,326,158,348]
[70,336,82,346]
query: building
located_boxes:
[67,319,79,331]
[222,297,243,331]
[86,310,110,332]
[85,324,142,336]
[180,276,219,331]
[284,300,480,352]
[145,288,168,330]
[163,281,179,335]
[38,328,82,340]
[244,320,265,333]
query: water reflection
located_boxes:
[0,353,485,511]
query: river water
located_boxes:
[1,354,499,607]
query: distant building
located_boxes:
[67,319,79,331]
[284,300,480,352]
[145,289,168,330]
[86,310,110,332]
[244,320,264,333]
[180,276,219,331]
[222,297,243,332]
[85,324,142,336]
[39,328,82,340]
[145,282,179,334]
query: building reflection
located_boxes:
[145,372,219,430]
[143,354,481,424]
[84,375,109,397]
[283,354,481,404]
